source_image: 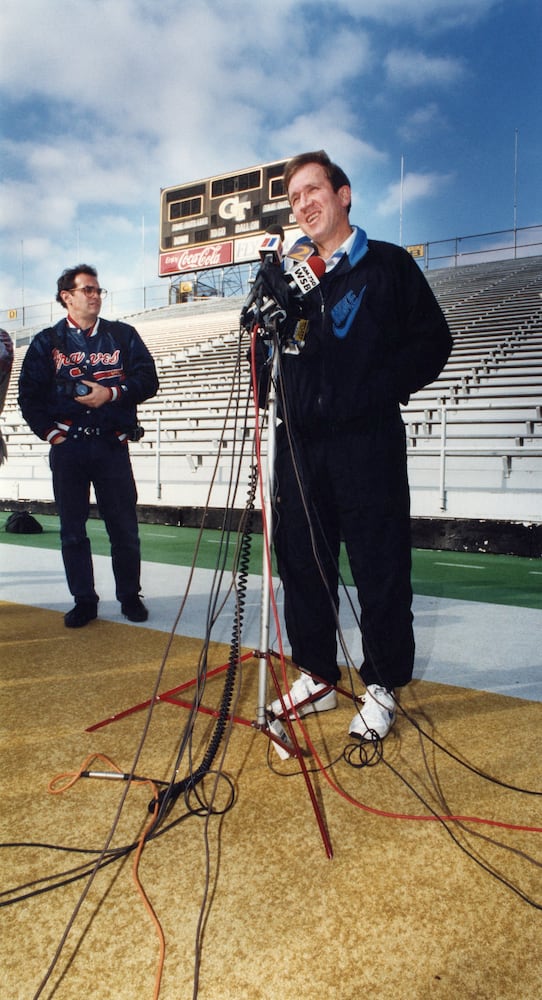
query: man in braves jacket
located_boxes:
[257,151,452,741]
[18,264,159,628]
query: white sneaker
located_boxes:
[348,684,396,740]
[267,672,338,719]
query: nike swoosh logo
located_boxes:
[331,285,367,339]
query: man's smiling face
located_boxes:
[287,162,352,258]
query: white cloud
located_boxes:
[0,0,537,312]
[1,177,77,233]
[399,102,447,142]
[385,48,465,87]
[275,100,386,169]
[335,0,499,31]
[376,170,454,216]
[0,2,367,137]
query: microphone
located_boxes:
[241,226,285,324]
[286,254,326,297]
[259,224,284,264]
[241,231,324,336]
[281,255,326,354]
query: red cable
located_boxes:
[250,334,542,836]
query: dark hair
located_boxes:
[56,264,98,307]
[284,150,351,211]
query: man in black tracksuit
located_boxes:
[259,151,452,740]
[18,264,159,628]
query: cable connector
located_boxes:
[267,718,294,759]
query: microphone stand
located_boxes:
[250,291,333,858]
[86,264,334,856]
[255,323,278,727]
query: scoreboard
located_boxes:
[158,158,297,277]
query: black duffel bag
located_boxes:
[4,510,43,534]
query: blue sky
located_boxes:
[0,0,540,314]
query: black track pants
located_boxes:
[273,408,414,690]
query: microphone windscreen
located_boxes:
[308,256,326,279]
[266,224,285,241]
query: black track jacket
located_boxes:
[256,231,452,434]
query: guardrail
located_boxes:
[3,225,541,339]
[413,224,542,270]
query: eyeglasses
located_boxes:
[68,285,107,297]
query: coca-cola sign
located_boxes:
[159,242,233,275]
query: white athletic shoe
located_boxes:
[348,684,396,740]
[267,672,338,719]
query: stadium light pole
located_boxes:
[399,155,404,247]
[141,215,146,308]
[513,128,519,259]
[20,240,25,327]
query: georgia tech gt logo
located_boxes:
[218,195,251,223]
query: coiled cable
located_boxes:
[150,463,258,819]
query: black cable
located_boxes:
[395,702,542,797]
[0,336,257,906]
[337,721,542,910]
[150,461,258,820]
[381,754,542,911]
[0,850,127,908]
[2,335,256,916]
[342,736,384,769]
[265,738,345,777]
[0,778,241,911]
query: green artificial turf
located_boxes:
[1,512,540,609]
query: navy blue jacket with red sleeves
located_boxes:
[18,317,159,442]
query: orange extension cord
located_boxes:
[40,338,540,1000]
[49,753,165,1000]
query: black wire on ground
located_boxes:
[0,773,240,910]
[149,464,258,821]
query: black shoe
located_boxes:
[64,602,98,628]
[121,595,148,622]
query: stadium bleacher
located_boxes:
[1,256,541,529]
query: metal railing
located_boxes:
[3,225,541,341]
[2,283,172,346]
[405,399,542,511]
[416,224,542,271]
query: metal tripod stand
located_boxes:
[86,292,334,856]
